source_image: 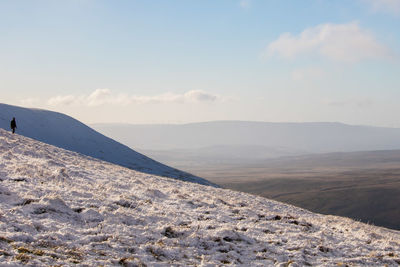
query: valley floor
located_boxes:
[184,161,400,231]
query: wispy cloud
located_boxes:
[363,0,400,14]
[264,22,393,63]
[47,89,221,107]
[47,95,77,106]
[325,98,374,109]
[239,0,251,8]
[20,98,40,107]
[291,67,326,81]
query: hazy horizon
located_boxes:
[91,120,400,129]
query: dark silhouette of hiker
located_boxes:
[10,117,17,134]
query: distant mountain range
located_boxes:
[0,103,215,186]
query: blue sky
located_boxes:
[1,0,399,126]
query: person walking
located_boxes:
[10,117,17,134]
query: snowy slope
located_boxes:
[1,129,400,266]
[0,103,214,186]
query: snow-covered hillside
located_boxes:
[0,103,214,186]
[1,129,400,266]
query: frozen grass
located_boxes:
[0,129,400,266]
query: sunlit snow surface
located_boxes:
[0,129,400,266]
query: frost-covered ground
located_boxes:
[1,129,400,266]
[0,103,214,186]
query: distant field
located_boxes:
[151,150,400,230]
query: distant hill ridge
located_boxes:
[93,121,400,153]
[0,103,216,186]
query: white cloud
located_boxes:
[184,90,217,102]
[265,22,392,63]
[47,89,221,107]
[363,0,400,14]
[87,88,112,107]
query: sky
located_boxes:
[0,0,399,126]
